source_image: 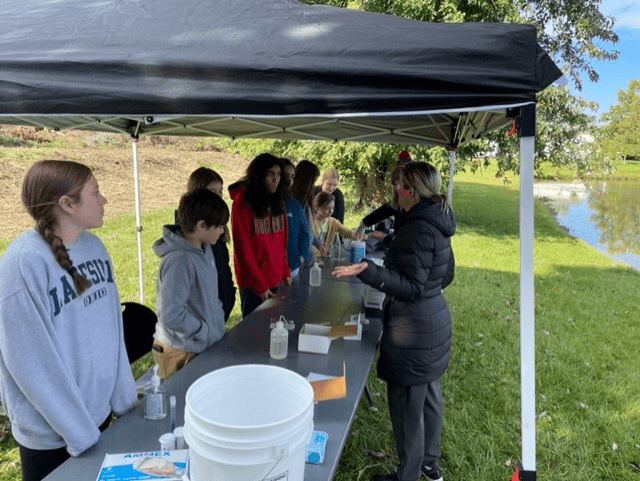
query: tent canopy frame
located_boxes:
[0,1,564,478]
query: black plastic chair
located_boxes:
[121,302,158,364]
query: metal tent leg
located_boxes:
[364,384,374,407]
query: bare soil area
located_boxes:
[0,127,251,239]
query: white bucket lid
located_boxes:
[185,364,313,434]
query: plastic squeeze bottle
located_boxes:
[270,320,288,360]
[330,233,342,260]
[310,261,322,287]
[144,365,167,420]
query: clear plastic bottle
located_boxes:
[270,320,288,360]
[144,365,167,420]
[310,261,322,287]
[330,233,342,260]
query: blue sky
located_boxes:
[572,1,640,118]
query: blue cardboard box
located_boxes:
[306,430,329,464]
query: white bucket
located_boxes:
[184,364,314,481]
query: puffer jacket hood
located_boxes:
[397,197,456,239]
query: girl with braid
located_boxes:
[0,160,137,481]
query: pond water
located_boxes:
[534,180,640,272]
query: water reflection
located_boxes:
[534,180,640,271]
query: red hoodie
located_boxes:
[229,183,290,295]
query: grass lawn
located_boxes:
[613,160,640,180]
[537,158,640,181]
[1,166,639,480]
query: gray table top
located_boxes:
[44,258,382,481]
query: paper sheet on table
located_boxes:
[328,324,358,337]
[307,362,347,402]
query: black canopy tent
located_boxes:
[0,0,560,143]
[0,1,562,479]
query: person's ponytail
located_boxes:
[23,160,93,294]
[402,162,452,214]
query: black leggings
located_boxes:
[18,415,111,481]
[239,286,278,318]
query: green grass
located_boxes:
[536,158,640,181]
[1,168,640,481]
[612,160,640,180]
[335,169,640,481]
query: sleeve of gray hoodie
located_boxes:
[157,253,209,350]
[110,286,138,416]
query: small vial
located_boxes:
[174,426,187,450]
[169,396,176,432]
[270,320,288,360]
[159,432,176,451]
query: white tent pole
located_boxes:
[518,105,536,477]
[447,148,456,202]
[131,137,144,304]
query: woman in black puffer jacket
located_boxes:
[333,162,455,481]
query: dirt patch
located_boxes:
[0,127,251,239]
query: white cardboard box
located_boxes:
[298,324,334,354]
[343,313,363,341]
[298,324,358,354]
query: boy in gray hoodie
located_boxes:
[152,188,230,378]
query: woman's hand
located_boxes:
[332,261,367,278]
[318,245,329,257]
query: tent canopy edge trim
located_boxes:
[0,101,532,147]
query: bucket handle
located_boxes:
[260,448,286,481]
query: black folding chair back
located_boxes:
[121,302,158,364]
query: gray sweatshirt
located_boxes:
[0,229,136,456]
[153,225,225,353]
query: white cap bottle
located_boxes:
[270,320,288,360]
